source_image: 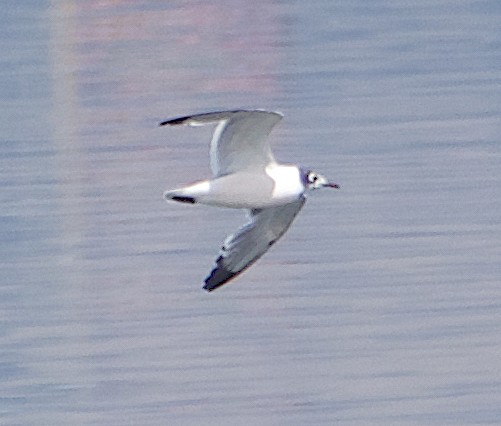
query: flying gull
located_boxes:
[160,109,339,292]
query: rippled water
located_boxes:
[2,1,501,424]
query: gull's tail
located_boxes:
[163,189,196,204]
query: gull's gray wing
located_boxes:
[159,109,283,177]
[203,196,306,292]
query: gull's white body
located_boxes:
[166,164,303,209]
[160,109,338,291]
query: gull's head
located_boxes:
[303,169,339,190]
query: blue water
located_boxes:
[1,1,501,425]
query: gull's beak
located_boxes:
[324,182,340,189]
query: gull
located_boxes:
[160,109,339,292]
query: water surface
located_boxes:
[1,1,501,425]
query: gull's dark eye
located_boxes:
[308,173,318,183]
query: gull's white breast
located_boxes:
[266,164,304,204]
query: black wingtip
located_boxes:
[159,120,174,126]
[203,283,216,292]
[203,262,237,292]
[159,115,190,126]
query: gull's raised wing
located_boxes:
[160,109,283,177]
[203,196,306,292]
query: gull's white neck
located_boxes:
[265,163,304,203]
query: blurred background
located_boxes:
[1,1,501,424]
